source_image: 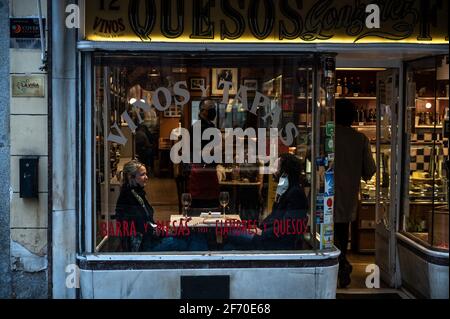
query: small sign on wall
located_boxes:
[11,75,45,97]
[10,18,45,39]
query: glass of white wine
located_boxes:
[219,191,230,218]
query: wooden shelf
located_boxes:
[416,97,449,100]
[352,124,376,128]
[336,96,376,100]
[415,125,443,129]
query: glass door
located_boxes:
[375,69,399,287]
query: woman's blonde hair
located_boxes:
[118,160,145,187]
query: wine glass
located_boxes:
[181,193,192,217]
[219,191,230,218]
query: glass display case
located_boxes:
[402,55,449,252]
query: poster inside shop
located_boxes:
[320,223,334,250]
[316,193,324,224]
[323,195,334,224]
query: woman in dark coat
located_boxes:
[116,160,207,252]
[224,153,309,250]
[115,160,161,251]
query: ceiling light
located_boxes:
[148,68,160,77]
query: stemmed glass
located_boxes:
[219,191,230,218]
[181,193,192,217]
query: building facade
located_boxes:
[0,0,448,299]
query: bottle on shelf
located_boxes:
[358,107,365,123]
[368,80,376,96]
[298,76,306,98]
[419,112,424,125]
[349,77,354,96]
[424,112,431,125]
[368,109,375,123]
[363,107,368,123]
[354,107,359,123]
[336,78,342,97]
[343,77,348,96]
[353,77,361,97]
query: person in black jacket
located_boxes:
[115,160,158,252]
[115,160,207,252]
[135,123,155,174]
[223,153,308,250]
[335,99,376,288]
[186,98,220,209]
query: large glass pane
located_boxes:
[91,53,323,253]
[403,55,449,251]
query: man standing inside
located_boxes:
[187,98,220,209]
[335,99,376,288]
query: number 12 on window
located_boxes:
[100,0,120,10]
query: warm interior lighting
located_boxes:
[148,68,160,77]
[425,102,432,109]
[129,98,137,104]
[85,33,450,44]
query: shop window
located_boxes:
[89,53,334,253]
[402,55,449,252]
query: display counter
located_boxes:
[396,232,448,299]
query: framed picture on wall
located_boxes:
[212,68,238,95]
[189,77,206,91]
[164,104,181,117]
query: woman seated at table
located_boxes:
[115,160,208,252]
[223,153,308,250]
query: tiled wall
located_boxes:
[410,133,448,173]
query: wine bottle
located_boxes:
[298,76,306,98]
[354,77,361,97]
[368,80,376,96]
[367,109,373,122]
[343,77,348,96]
[336,78,342,96]
[349,77,354,96]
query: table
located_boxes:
[170,214,241,227]
[170,214,242,245]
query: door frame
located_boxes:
[375,68,401,288]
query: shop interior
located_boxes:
[93,53,317,252]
